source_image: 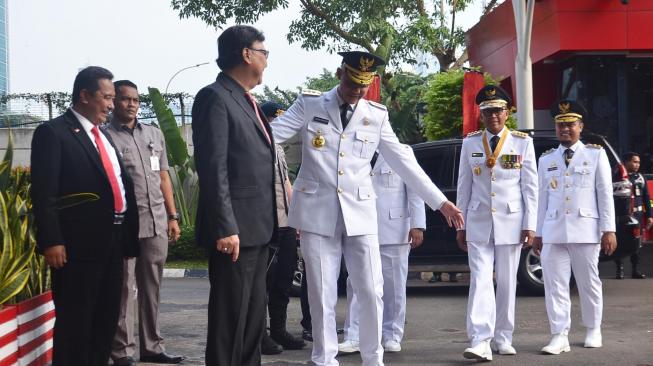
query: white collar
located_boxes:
[70,107,98,134]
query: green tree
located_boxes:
[253,68,340,107]
[171,0,503,73]
[381,72,429,144]
[422,69,516,141]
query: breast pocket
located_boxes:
[353,130,377,159]
[381,167,399,188]
[574,166,592,188]
[120,148,137,168]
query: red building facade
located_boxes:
[466,0,653,158]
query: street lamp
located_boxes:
[164,62,210,94]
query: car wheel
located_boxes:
[517,248,545,296]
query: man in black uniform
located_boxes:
[615,152,651,279]
[259,101,306,355]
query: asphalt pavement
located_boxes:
[151,246,653,366]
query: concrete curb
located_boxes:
[163,268,209,278]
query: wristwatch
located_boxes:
[168,213,180,221]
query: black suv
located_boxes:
[410,130,640,295]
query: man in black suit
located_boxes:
[30,66,139,366]
[191,25,276,366]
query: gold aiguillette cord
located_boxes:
[482,129,509,169]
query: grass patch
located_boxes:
[165,259,208,270]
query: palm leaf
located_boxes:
[148,87,189,168]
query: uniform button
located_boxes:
[300,187,306,192]
[339,152,345,157]
[565,173,570,176]
[370,172,375,176]
[389,170,393,174]
[565,184,571,188]
[491,208,497,213]
[566,209,571,214]
[565,196,571,201]
[491,177,496,181]
[491,192,496,197]
[337,188,343,193]
[341,134,346,140]
[338,170,344,176]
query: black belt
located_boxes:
[114,213,125,225]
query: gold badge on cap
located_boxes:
[485,88,496,98]
[559,102,571,114]
[360,57,374,72]
[312,132,326,148]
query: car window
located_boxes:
[415,145,456,190]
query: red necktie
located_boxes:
[91,126,124,213]
[244,92,271,145]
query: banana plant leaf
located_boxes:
[148,87,189,168]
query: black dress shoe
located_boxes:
[261,332,283,355]
[302,329,313,342]
[113,356,135,366]
[616,267,625,279]
[140,352,185,364]
[632,271,647,279]
[271,330,306,350]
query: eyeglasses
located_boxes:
[481,108,507,116]
[248,48,270,59]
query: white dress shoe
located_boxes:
[338,340,360,354]
[584,327,602,348]
[463,340,493,361]
[383,340,401,353]
[490,341,516,355]
[541,333,570,355]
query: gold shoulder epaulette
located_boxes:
[541,148,556,156]
[586,143,603,149]
[301,89,322,97]
[367,100,387,110]
[465,130,482,138]
[511,130,528,138]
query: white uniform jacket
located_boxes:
[372,152,426,245]
[456,129,538,245]
[536,142,616,244]
[271,87,447,237]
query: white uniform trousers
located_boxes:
[466,240,521,346]
[541,243,602,334]
[301,211,385,366]
[344,244,411,344]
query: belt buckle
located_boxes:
[113,213,125,225]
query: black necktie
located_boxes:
[340,103,350,130]
[564,148,574,166]
[490,135,499,152]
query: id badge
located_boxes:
[150,156,160,171]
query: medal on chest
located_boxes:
[312,131,326,148]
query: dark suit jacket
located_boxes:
[192,72,276,248]
[30,109,139,260]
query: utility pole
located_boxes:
[512,0,535,129]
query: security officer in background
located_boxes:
[456,85,538,361]
[615,151,650,279]
[104,80,184,365]
[339,148,426,354]
[270,51,464,366]
[533,100,617,355]
[259,101,307,355]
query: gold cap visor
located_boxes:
[342,63,375,85]
[554,113,583,123]
[479,99,508,110]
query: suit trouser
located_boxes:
[300,263,311,331]
[266,226,299,332]
[541,243,602,335]
[344,244,410,344]
[205,244,268,366]
[51,227,124,366]
[111,234,168,360]
[466,240,521,347]
[301,212,384,366]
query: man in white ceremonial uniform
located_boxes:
[339,148,426,354]
[270,51,464,366]
[533,100,617,355]
[457,85,538,361]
